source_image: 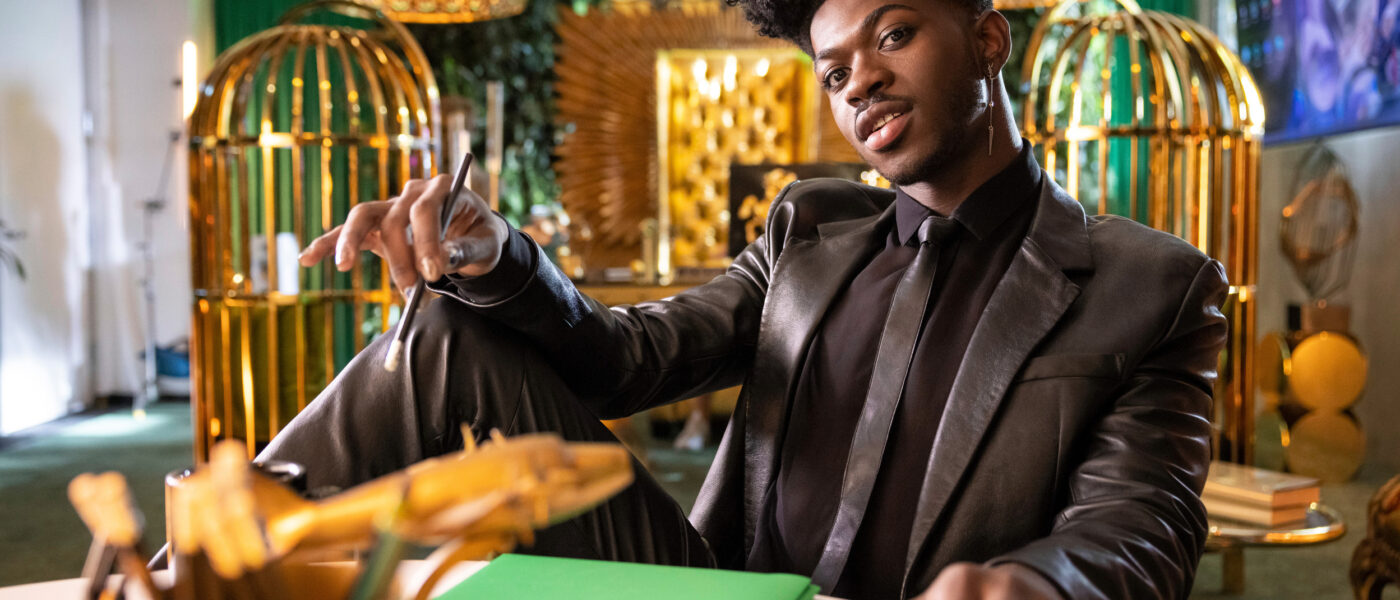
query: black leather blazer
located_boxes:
[457,174,1228,599]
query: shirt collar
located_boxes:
[894,141,1042,245]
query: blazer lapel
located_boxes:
[901,177,1095,587]
[742,202,896,550]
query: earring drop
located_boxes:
[985,65,996,156]
[986,65,995,156]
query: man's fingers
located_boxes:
[921,562,981,600]
[381,193,418,292]
[305,175,484,286]
[918,563,1061,600]
[409,174,454,281]
[335,202,391,271]
[299,225,343,267]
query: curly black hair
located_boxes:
[727,0,993,56]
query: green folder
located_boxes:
[437,554,820,600]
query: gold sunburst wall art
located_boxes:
[553,3,860,273]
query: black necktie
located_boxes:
[810,214,961,591]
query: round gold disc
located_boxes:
[1288,332,1367,410]
[1285,411,1366,483]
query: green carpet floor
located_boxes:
[0,402,1391,598]
[0,402,193,586]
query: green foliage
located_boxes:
[407,0,606,225]
[1002,8,1046,117]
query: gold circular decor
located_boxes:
[1286,411,1365,483]
[1255,332,1291,410]
[1288,332,1368,411]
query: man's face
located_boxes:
[809,0,984,186]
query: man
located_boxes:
[269,0,1227,597]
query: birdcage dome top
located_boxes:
[188,1,439,154]
[1022,2,1265,142]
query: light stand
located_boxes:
[135,131,181,418]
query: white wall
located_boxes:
[1,0,206,433]
[0,0,93,434]
[1257,127,1400,472]
[86,0,199,398]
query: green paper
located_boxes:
[437,554,819,600]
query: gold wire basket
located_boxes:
[187,1,441,462]
[1022,0,1265,463]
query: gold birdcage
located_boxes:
[1022,0,1265,464]
[187,1,440,461]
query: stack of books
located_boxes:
[1203,461,1320,527]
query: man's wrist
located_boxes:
[444,227,535,304]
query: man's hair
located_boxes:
[726,0,993,56]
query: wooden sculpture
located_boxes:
[1352,475,1400,600]
[69,432,634,600]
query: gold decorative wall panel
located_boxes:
[187,2,439,461]
[553,3,859,271]
[1022,0,1264,464]
[657,50,818,271]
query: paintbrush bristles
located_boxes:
[384,338,405,372]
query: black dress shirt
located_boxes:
[748,145,1042,600]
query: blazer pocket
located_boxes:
[1013,353,1126,383]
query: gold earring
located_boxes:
[986,65,995,156]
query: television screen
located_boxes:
[1237,0,1400,143]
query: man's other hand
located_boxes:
[914,562,1063,600]
[297,175,509,294]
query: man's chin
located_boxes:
[866,141,964,188]
[864,157,925,188]
[857,140,935,186]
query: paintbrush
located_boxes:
[383,152,474,372]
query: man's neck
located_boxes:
[899,106,1024,216]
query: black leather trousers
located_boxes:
[258,296,716,568]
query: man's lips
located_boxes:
[864,113,909,151]
[856,100,913,151]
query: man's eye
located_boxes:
[823,68,848,89]
[880,27,909,49]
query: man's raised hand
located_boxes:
[296,174,509,292]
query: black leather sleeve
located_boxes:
[431,212,779,420]
[989,257,1228,600]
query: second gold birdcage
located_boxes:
[1022,0,1265,463]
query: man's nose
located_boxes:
[845,58,892,107]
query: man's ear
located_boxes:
[974,10,1013,74]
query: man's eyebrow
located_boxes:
[813,4,916,62]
